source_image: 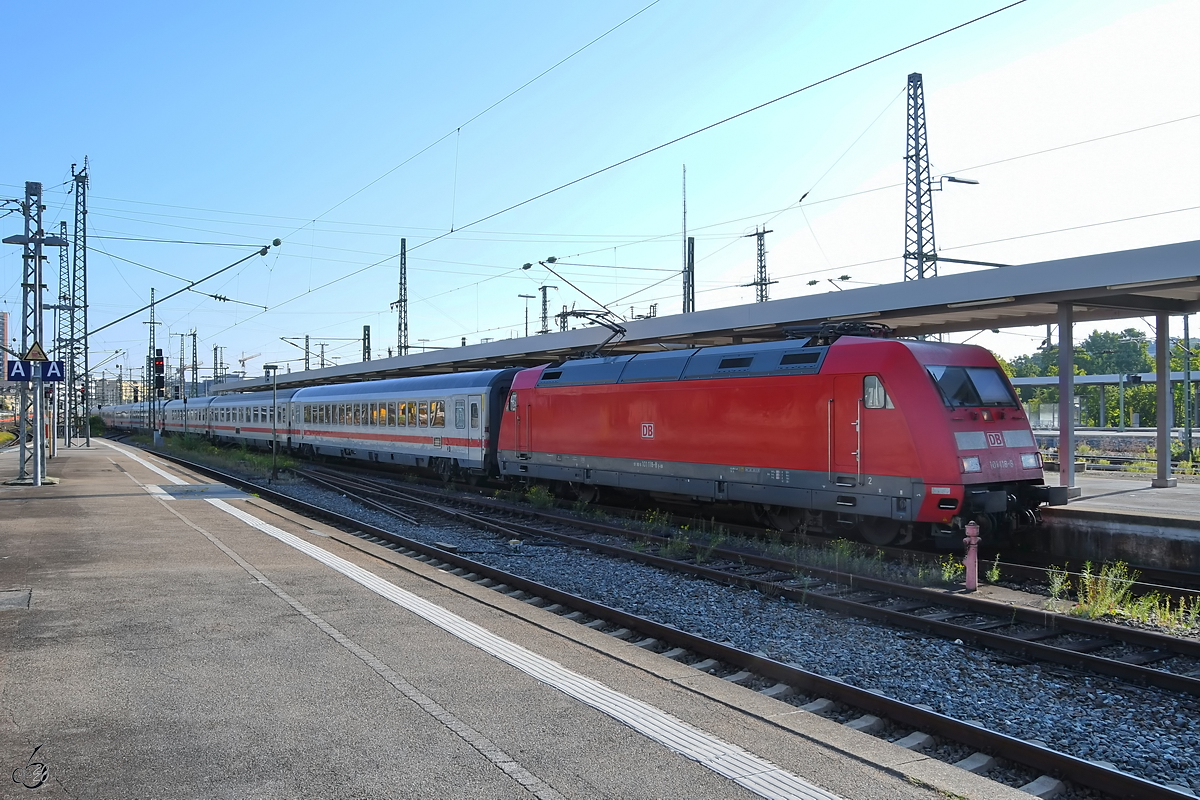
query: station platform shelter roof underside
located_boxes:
[221,239,1200,492]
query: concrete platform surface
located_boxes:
[0,443,1028,799]
[1057,471,1200,525]
[1041,472,1200,569]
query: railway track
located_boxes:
[119,445,1197,798]
[297,466,1200,698]
[315,457,1200,600]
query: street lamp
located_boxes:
[518,294,536,337]
[263,364,279,480]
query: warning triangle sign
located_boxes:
[23,341,48,362]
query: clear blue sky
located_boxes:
[2,0,1196,380]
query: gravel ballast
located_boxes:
[273,480,1200,794]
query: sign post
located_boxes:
[25,342,49,485]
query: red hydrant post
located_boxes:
[963,520,981,591]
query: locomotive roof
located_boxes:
[536,337,839,387]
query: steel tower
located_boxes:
[743,227,775,302]
[903,73,936,281]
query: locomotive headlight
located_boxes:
[960,456,982,473]
[1021,452,1041,469]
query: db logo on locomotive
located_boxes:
[641,423,655,439]
[986,431,1005,447]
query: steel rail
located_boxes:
[303,466,1200,699]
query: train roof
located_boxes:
[204,388,304,405]
[535,337,838,387]
[292,368,519,400]
[530,335,1001,388]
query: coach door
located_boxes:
[468,395,484,464]
[831,376,862,482]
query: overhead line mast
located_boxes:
[55,220,71,444]
[903,73,936,281]
[744,226,775,302]
[393,238,409,356]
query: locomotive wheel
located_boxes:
[567,482,600,504]
[858,517,900,547]
[765,505,805,533]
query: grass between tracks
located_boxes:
[1048,561,1200,631]
[124,432,299,482]
[523,485,1200,635]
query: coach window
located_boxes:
[864,375,894,409]
[303,405,310,424]
[432,400,445,428]
[417,401,429,427]
[368,403,376,426]
[386,402,396,426]
[454,400,466,429]
[470,401,480,429]
[406,401,416,426]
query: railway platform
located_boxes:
[0,443,1023,800]
[1041,473,1200,570]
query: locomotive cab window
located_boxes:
[927,366,1018,408]
[507,391,518,412]
[863,375,893,409]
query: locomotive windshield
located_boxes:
[926,366,1018,407]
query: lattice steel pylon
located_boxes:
[743,227,775,302]
[191,331,198,398]
[55,220,72,442]
[14,183,44,481]
[67,161,91,444]
[395,238,409,356]
[903,73,936,281]
[538,285,557,334]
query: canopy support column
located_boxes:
[1153,312,1177,488]
[1056,303,1079,495]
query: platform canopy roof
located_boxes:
[220,239,1200,393]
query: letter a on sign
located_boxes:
[6,360,30,381]
[42,361,66,382]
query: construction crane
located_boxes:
[238,352,261,368]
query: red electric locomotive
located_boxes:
[497,325,1049,547]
